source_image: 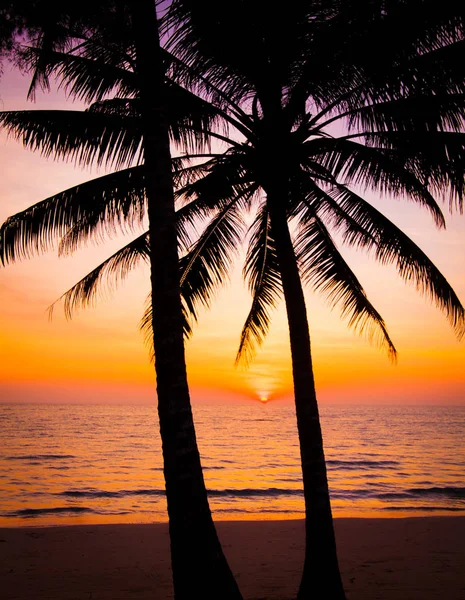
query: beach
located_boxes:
[2,517,465,600]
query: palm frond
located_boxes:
[23,4,137,100]
[24,21,81,101]
[295,214,397,359]
[179,195,249,324]
[164,3,257,109]
[49,232,149,319]
[236,204,282,365]
[172,158,213,191]
[22,45,137,103]
[86,98,140,118]
[139,289,193,362]
[139,294,155,360]
[314,94,465,143]
[160,46,254,135]
[309,136,446,227]
[330,185,465,337]
[174,152,255,252]
[0,167,145,265]
[0,110,143,169]
[24,36,231,154]
[72,32,136,73]
[360,131,465,211]
[307,33,465,129]
[346,96,465,136]
[293,180,375,250]
[354,37,465,106]
[163,80,223,153]
[166,0,331,114]
[140,192,249,356]
[177,150,251,207]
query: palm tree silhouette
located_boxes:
[2,2,465,599]
[0,3,242,599]
[163,2,465,598]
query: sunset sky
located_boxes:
[1,65,464,406]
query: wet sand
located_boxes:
[1,517,465,599]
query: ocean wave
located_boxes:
[2,404,464,524]
[5,454,75,461]
[375,492,413,500]
[407,486,465,499]
[57,487,304,499]
[4,506,94,517]
[56,486,465,501]
[214,507,297,513]
[60,489,123,498]
[59,488,165,499]
[331,489,375,499]
[47,466,71,471]
[326,459,399,470]
[383,506,465,512]
[208,488,302,497]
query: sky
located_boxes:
[1,65,464,406]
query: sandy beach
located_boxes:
[1,517,465,599]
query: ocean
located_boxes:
[0,403,464,526]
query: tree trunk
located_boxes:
[268,196,346,600]
[131,3,242,599]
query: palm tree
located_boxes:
[0,3,242,598]
[2,3,465,598]
[163,2,465,598]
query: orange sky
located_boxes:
[1,66,464,406]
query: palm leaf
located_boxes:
[307,37,465,129]
[22,4,137,100]
[49,232,149,319]
[309,136,446,227]
[0,110,143,169]
[328,185,465,337]
[179,197,247,323]
[359,131,465,210]
[139,294,155,359]
[295,214,397,359]
[22,45,137,103]
[178,149,253,203]
[346,96,465,137]
[163,80,223,153]
[293,179,375,250]
[139,290,194,360]
[0,166,145,264]
[236,204,282,365]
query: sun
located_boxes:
[259,396,269,403]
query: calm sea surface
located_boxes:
[0,403,464,526]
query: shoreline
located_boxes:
[2,516,465,599]
[1,511,464,528]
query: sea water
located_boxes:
[0,403,464,526]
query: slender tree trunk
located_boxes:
[131,3,242,599]
[268,195,346,600]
